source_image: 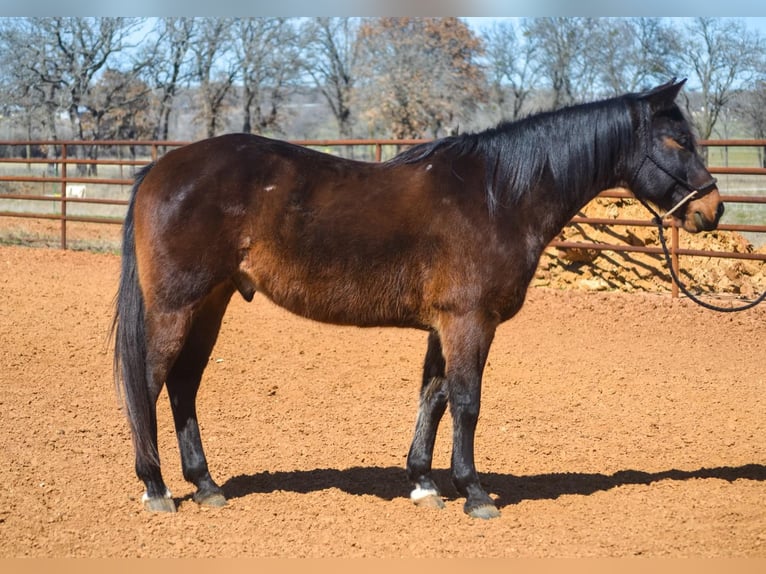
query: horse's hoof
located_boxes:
[466,504,501,520]
[193,490,227,508]
[142,489,176,512]
[143,497,177,513]
[412,494,445,509]
[410,486,445,509]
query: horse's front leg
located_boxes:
[442,313,499,519]
[406,331,449,508]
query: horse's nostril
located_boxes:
[717,203,725,219]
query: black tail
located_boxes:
[112,163,157,466]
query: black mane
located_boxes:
[389,94,642,214]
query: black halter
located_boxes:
[633,150,718,200]
[631,103,718,203]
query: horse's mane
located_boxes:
[388,94,642,214]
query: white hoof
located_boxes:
[410,486,445,508]
[142,487,172,502]
[410,486,439,501]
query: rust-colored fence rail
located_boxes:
[0,138,764,298]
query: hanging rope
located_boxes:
[639,197,766,312]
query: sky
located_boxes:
[3,2,766,17]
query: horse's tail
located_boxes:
[111,162,158,466]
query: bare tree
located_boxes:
[357,17,486,139]
[302,17,360,138]
[28,18,141,141]
[525,17,600,108]
[4,16,766,150]
[77,69,155,170]
[191,18,237,139]
[481,18,542,121]
[737,79,766,167]
[83,69,154,140]
[142,17,196,141]
[593,18,676,95]
[0,17,141,168]
[0,19,61,145]
[672,17,763,140]
[232,17,302,135]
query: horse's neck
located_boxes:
[489,181,606,290]
[522,106,633,241]
[488,104,636,280]
[523,176,618,247]
[499,127,629,241]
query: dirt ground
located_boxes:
[1,239,765,557]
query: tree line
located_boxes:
[0,16,765,149]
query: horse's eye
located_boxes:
[667,135,694,152]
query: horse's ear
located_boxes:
[641,78,686,110]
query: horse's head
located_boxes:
[629,79,724,233]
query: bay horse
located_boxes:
[113,79,723,519]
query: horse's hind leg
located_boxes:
[406,331,449,509]
[138,306,196,513]
[165,282,235,508]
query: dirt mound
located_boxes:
[535,193,766,298]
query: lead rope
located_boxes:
[638,196,766,312]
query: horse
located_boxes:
[112,79,723,519]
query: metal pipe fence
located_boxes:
[0,138,764,298]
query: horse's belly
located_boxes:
[263,279,423,328]
[241,253,425,328]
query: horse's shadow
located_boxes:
[220,463,766,509]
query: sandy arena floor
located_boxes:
[0,243,764,557]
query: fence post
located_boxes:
[670,221,679,298]
[375,143,382,162]
[60,144,67,250]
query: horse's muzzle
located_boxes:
[682,189,724,233]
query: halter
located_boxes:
[632,104,764,312]
[631,102,718,209]
[631,146,719,213]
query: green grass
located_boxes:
[705,144,765,168]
